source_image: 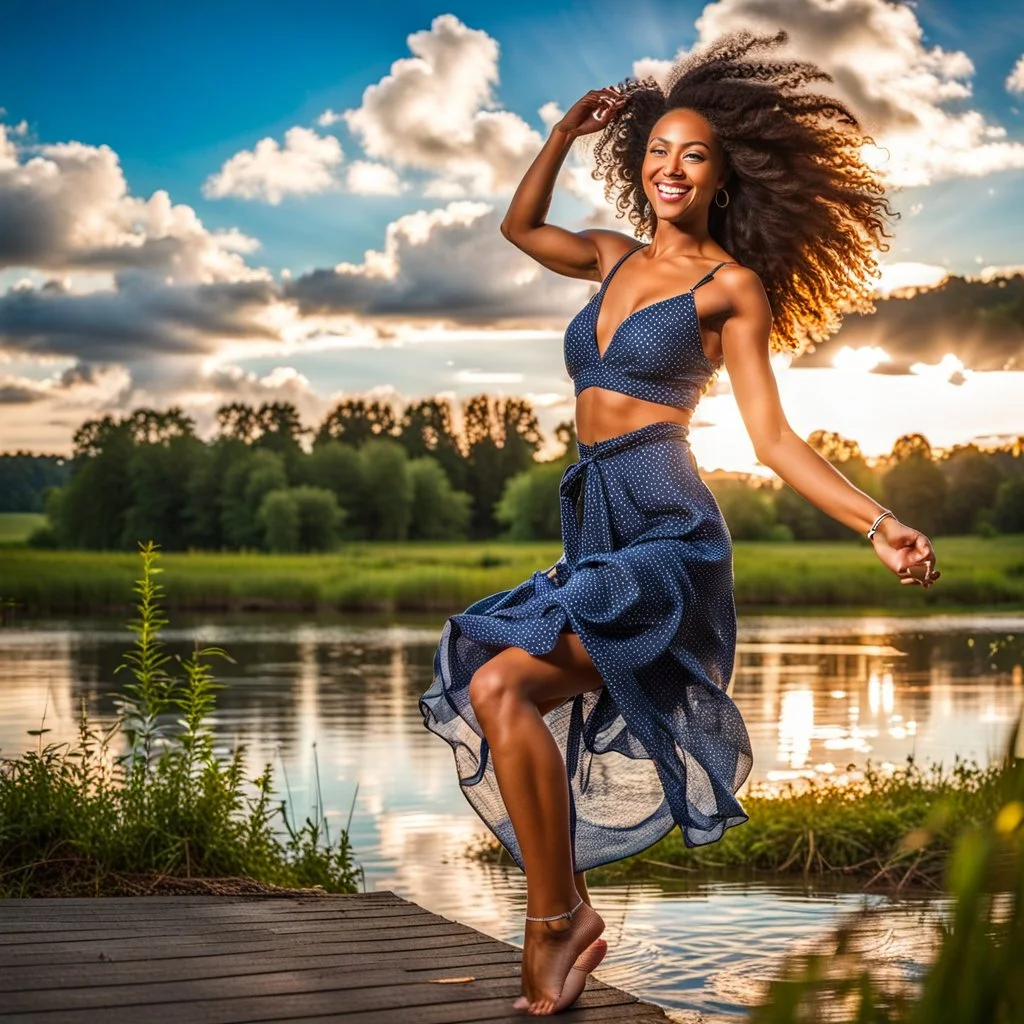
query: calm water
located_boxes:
[1,610,1021,1022]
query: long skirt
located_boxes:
[419,419,752,872]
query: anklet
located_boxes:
[525,897,584,923]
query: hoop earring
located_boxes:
[715,187,730,209]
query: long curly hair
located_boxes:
[591,30,896,353]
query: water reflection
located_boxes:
[0,611,1020,1020]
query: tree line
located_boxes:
[5,401,1024,552]
[19,397,569,552]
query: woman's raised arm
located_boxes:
[720,267,940,588]
[500,88,632,281]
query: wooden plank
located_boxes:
[0,894,672,1023]
[0,985,639,1024]
[1,932,497,969]
[0,914,454,945]
[0,948,524,993]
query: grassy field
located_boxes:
[0,535,1022,614]
[0,513,45,546]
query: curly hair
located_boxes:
[591,30,897,353]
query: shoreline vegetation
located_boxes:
[2,535,1023,616]
[0,542,361,898]
[471,757,1013,894]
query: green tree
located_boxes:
[883,435,947,537]
[258,489,301,553]
[398,398,466,490]
[258,486,343,552]
[408,457,472,540]
[122,435,207,550]
[304,441,366,538]
[316,399,398,448]
[357,438,413,540]
[220,450,288,549]
[993,477,1024,533]
[941,447,1004,534]
[495,462,565,541]
[710,482,786,541]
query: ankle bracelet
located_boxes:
[525,897,584,923]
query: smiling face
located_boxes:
[642,107,727,226]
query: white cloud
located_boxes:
[635,0,1024,187]
[287,200,593,324]
[1007,55,1024,94]
[339,14,542,195]
[346,160,405,196]
[203,126,343,205]
[0,125,264,284]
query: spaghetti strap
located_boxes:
[598,243,647,293]
[689,261,733,293]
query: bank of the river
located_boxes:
[473,757,1016,893]
[1,536,1022,614]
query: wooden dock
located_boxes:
[0,891,673,1022]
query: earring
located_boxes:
[643,198,652,219]
[715,187,730,209]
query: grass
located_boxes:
[747,747,1024,1023]
[0,512,45,546]
[0,541,362,897]
[471,757,1012,893]
[1,535,1023,615]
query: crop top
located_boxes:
[563,243,731,411]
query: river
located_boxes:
[1,611,1021,1022]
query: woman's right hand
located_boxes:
[555,87,627,139]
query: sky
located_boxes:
[0,0,1022,472]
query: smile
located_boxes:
[654,183,692,202]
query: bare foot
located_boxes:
[520,903,605,1015]
[514,938,607,1012]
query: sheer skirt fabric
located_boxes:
[419,419,752,872]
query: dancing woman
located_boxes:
[420,31,940,1016]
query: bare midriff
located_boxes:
[575,387,694,446]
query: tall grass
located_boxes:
[471,758,1010,893]
[749,743,1024,1023]
[2,536,1023,614]
[0,541,362,897]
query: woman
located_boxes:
[420,31,939,1016]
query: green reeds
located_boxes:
[0,541,362,897]
[471,758,1009,892]
[2,536,1022,614]
[748,743,1024,1023]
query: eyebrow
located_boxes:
[649,137,711,148]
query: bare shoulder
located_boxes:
[578,229,641,278]
[717,263,771,314]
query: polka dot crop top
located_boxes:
[564,243,731,412]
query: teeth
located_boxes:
[656,184,689,195]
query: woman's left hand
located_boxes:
[871,516,940,587]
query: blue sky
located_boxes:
[1,0,1023,467]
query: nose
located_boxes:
[665,153,687,178]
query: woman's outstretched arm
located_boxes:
[719,267,939,587]
[500,88,632,280]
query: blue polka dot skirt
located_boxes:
[419,419,752,872]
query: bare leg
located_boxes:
[469,634,607,1015]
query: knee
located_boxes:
[468,662,522,730]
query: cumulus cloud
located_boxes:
[345,160,405,195]
[0,124,264,284]
[633,0,1024,187]
[339,14,542,195]
[286,200,593,324]
[203,126,344,204]
[1008,55,1024,95]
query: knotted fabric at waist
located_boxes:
[555,420,692,568]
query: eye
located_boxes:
[684,152,705,161]
[650,146,667,155]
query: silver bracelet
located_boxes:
[867,510,895,541]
